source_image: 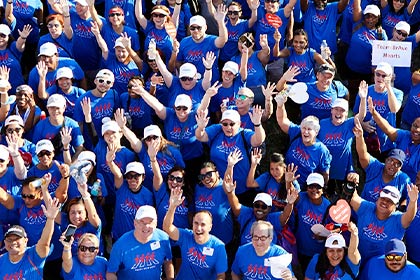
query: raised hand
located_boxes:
[249,105,263,125]
[169,187,185,207]
[119,32,131,49]
[347,222,358,234]
[114,108,127,128]
[227,148,243,167]
[249,0,260,10]
[147,139,159,159]
[0,65,10,81]
[205,81,222,97]
[285,163,300,183]
[358,80,368,99]
[59,164,70,179]
[36,61,48,78]
[195,110,209,129]
[106,143,118,162]
[18,24,33,39]
[407,183,419,203]
[352,117,364,138]
[286,188,299,204]
[90,21,100,36]
[250,148,262,166]
[261,82,276,99]
[259,34,268,49]
[223,174,236,193]
[202,51,216,70]
[273,28,281,42]
[81,97,92,122]
[367,96,375,115]
[214,4,227,22]
[150,74,164,87]
[41,197,61,220]
[60,126,73,148]
[60,0,70,15]
[77,182,89,197]
[282,66,301,83]
[5,133,20,156]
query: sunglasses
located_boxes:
[0,159,5,163]
[375,72,388,78]
[393,0,405,3]
[386,254,403,261]
[265,0,279,3]
[126,173,142,180]
[79,245,98,252]
[22,194,36,200]
[381,188,399,199]
[252,235,269,241]
[108,13,122,17]
[168,175,184,183]
[198,170,216,181]
[145,135,159,142]
[253,202,269,210]
[6,127,22,134]
[221,122,235,127]
[180,77,194,82]
[152,13,166,18]
[47,23,61,28]
[175,106,188,111]
[0,34,8,39]
[38,151,52,157]
[237,94,248,101]
[190,25,202,31]
[147,58,156,63]
[307,184,323,190]
[395,29,408,37]
[98,79,112,85]
[227,11,241,15]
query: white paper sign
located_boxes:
[372,40,412,67]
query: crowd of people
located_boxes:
[0,0,419,279]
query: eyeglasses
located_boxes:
[180,77,194,82]
[386,158,402,168]
[6,127,22,134]
[108,13,122,17]
[393,0,405,3]
[5,236,23,243]
[0,34,8,39]
[386,254,404,261]
[252,235,270,241]
[198,170,216,181]
[253,202,269,210]
[227,11,241,15]
[395,29,408,37]
[126,173,142,180]
[237,94,248,101]
[175,106,188,111]
[145,135,159,142]
[190,25,202,31]
[22,194,36,200]
[265,0,279,3]
[381,188,400,199]
[98,79,112,85]
[168,175,184,183]
[152,13,166,18]
[47,23,61,28]
[79,245,98,252]
[221,122,235,127]
[307,184,323,190]
[38,151,52,157]
[375,72,388,78]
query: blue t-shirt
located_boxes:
[306,254,359,280]
[0,246,49,279]
[286,123,332,187]
[232,243,294,279]
[38,33,73,58]
[0,42,24,93]
[175,228,228,280]
[295,192,331,257]
[287,47,317,83]
[0,168,22,196]
[194,180,233,244]
[63,256,108,280]
[401,82,420,127]
[120,92,155,132]
[318,118,355,180]
[356,200,405,264]
[209,79,245,113]
[405,196,420,263]
[168,78,205,111]
[101,22,140,53]
[104,53,141,94]
[8,0,42,44]
[45,88,86,119]
[361,255,420,279]
[301,81,348,120]
[108,229,172,278]
[220,19,248,62]
[232,51,267,87]
[143,21,173,65]
[395,129,420,182]
[104,0,136,29]
[303,2,340,54]
[381,6,411,38]
[205,125,255,194]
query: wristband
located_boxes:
[63,248,71,252]
[11,153,20,158]
[254,123,261,127]
[150,82,156,87]
[63,148,69,151]
[7,1,12,4]
[82,194,91,200]
[205,68,211,71]
[175,2,182,5]
[150,159,157,162]
[20,37,27,40]
[63,175,70,180]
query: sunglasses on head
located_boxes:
[180,77,194,82]
[198,170,216,181]
[38,151,52,157]
[79,245,98,252]
[253,202,269,210]
[98,79,112,85]
[47,23,61,28]
[190,25,202,31]
[126,173,142,180]
[307,184,323,190]
[175,106,188,111]
[395,29,408,37]
[145,135,159,142]
[221,122,235,127]
[108,13,122,17]
[375,72,388,78]
[168,175,184,183]
[22,194,36,200]
[381,188,399,199]
[152,13,166,18]
[0,33,8,39]
[6,127,22,134]
[386,254,403,261]
[227,10,241,15]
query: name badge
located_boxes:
[150,241,161,251]
[203,247,214,256]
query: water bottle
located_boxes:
[91,179,101,196]
[320,40,328,60]
[148,38,157,60]
[29,178,46,188]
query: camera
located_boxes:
[340,181,357,202]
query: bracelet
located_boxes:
[254,123,261,127]
[205,68,211,71]
[7,1,12,4]
[63,175,70,179]
[11,153,20,158]
[63,148,69,151]
[63,14,70,18]
[20,37,27,40]
[176,2,182,5]
[63,248,71,252]
[150,82,156,87]
[150,159,157,162]
[82,194,91,200]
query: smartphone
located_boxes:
[64,224,77,242]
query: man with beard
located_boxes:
[301,0,349,55]
[361,239,420,279]
[163,187,228,279]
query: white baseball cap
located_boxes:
[363,5,380,16]
[306,173,324,187]
[96,69,115,82]
[39,42,58,57]
[325,233,346,248]
[0,24,11,36]
[394,21,410,35]
[179,63,197,78]
[222,61,239,75]
[253,193,272,207]
[174,94,192,108]
[35,140,54,154]
[135,205,157,220]
[47,94,66,108]
[125,161,145,175]
[114,37,125,49]
[77,151,96,166]
[0,145,9,161]
[5,115,24,127]
[375,62,393,76]
[221,109,241,123]
[380,186,401,204]
[56,67,73,79]
[101,120,120,136]
[75,0,88,6]
[143,125,162,139]
[189,15,206,27]
[331,98,349,111]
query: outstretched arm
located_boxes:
[275,95,291,134]
[402,184,419,228]
[37,197,61,258]
[107,143,123,189]
[163,187,183,241]
[214,4,228,48]
[368,97,398,142]
[223,150,243,217]
[115,109,142,153]
[347,222,361,265]
[353,118,370,169]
